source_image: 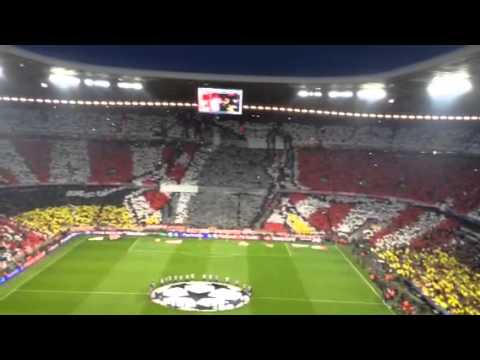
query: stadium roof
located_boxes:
[17,45,463,78]
[1,45,480,117]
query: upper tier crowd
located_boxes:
[2,105,480,155]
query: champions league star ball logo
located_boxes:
[151,279,251,312]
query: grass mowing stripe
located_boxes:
[334,245,395,315]
[247,240,315,314]
[334,245,381,299]
[0,237,396,314]
[68,238,153,314]
[139,238,213,314]
[131,249,241,258]
[131,249,286,258]
[0,236,86,302]
[131,249,308,259]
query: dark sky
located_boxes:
[19,45,463,77]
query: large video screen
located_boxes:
[198,88,243,115]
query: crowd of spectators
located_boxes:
[256,192,480,314]
[3,105,480,155]
[14,205,137,238]
[1,104,479,314]
[2,135,480,221]
[212,115,480,155]
[295,147,480,214]
[373,244,480,315]
[0,217,46,277]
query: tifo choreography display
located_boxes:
[0,45,480,315]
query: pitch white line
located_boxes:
[16,289,146,296]
[15,289,382,306]
[127,237,141,253]
[334,245,395,315]
[256,296,383,306]
[334,245,381,299]
[0,237,85,302]
[285,243,292,257]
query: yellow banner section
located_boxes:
[286,213,316,235]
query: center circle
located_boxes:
[151,281,251,312]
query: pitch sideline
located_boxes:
[334,245,396,315]
[0,237,86,302]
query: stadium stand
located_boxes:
[0,216,46,277]
[1,102,480,314]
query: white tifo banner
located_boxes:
[160,184,199,193]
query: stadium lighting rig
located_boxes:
[84,79,111,88]
[301,84,387,102]
[328,90,354,99]
[117,82,143,90]
[49,67,81,89]
[427,72,473,99]
[50,67,78,76]
[298,90,322,98]
[48,74,81,89]
[357,84,387,102]
[0,95,479,121]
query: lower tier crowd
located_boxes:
[1,194,479,315]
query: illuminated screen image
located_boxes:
[198,88,243,115]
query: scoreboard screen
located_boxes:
[197,88,243,115]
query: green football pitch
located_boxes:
[0,235,394,315]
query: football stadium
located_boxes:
[0,45,479,315]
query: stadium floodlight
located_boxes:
[117,82,143,90]
[298,90,322,98]
[328,90,353,99]
[84,79,111,88]
[427,72,472,98]
[357,88,387,102]
[41,82,48,88]
[48,74,81,89]
[50,67,77,76]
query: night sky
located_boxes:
[19,45,463,77]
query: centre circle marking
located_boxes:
[151,281,251,312]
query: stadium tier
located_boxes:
[1,46,480,315]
